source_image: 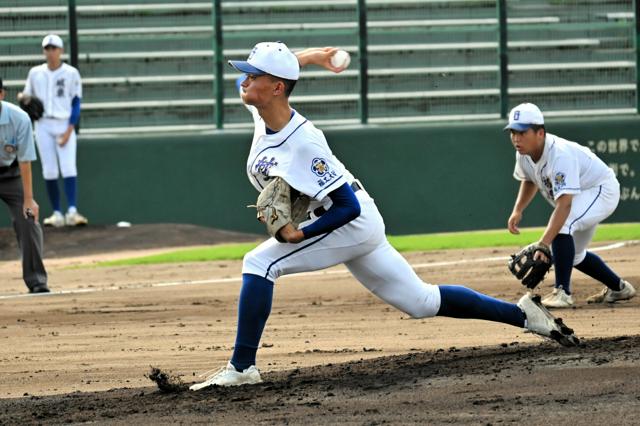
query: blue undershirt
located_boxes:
[69,96,81,125]
[300,182,361,239]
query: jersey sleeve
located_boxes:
[71,68,82,99]
[512,154,529,181]
[247,104,261,126]
[280,134,347,201]
[15,110,36,163]
[22,69,34,97]
[550,153,581,199]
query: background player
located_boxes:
[21,34,87,228]
[505,102,636,308]
[0,77,49,294]
[189,43,578,390]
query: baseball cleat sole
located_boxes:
[518,293,581,347]
[549,318,580,347]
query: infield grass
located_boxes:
[96,222,640,267]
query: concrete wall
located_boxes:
[2,116,639,234]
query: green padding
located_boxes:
[2,117,639,234]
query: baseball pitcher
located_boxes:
[188,43,579,390]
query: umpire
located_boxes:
[0,77,49,293]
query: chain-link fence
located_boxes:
[0,0,637,134]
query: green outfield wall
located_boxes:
[2,116,639,235]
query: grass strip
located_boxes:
[97,222,640,267]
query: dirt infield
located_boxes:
[0,225,639,424]
[1,336,639,425]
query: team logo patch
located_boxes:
[311,158,329,177]
[3,144,16,154]
[514,111,520,120]
[554,172,567,191]
[312,158,338,187]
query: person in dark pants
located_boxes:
[0,78,48,293]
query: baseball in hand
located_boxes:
[330,50,351,69]
[56,136,64,146]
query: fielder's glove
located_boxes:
[18,95,44,122]
[250,177,310,242]
[508,242,553,289]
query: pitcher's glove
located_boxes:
[508,242,553,289]
[250,177,310,242]
[18,95,44,122]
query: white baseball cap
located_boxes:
[228,41,300,81]
[42,34,63,49]
[504,102,544,131]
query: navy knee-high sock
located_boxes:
[552,233,575,294]
[437,285,525,328]
[44,179,61,212]
[63,176,78,210]
[231,274,274,372]
[575,252,622,291]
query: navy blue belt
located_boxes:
[311,180,363,218]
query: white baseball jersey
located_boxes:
[245,105,355,212]
[513,132,620,263]
[23,63,82,120]
[513,133,615,206]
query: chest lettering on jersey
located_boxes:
[56,78,65,97]
[254,156,278,177]
[541,175,554,199]
[311,157,337,187]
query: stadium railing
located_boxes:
[0,0,636,135]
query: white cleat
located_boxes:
[541,288,574,309]
[587,280,636,304]
[518,293,580,347]
[43,211,65,228]
[65,211,88,226]
[189,362,262,390]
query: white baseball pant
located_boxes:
[559,177,620,265]
[34,118,77,180]
[243,190,442,319]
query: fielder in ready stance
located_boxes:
[190,43,578,390]
[0,78,49,294]
[505,103,636,308]
[21,34,88,228]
